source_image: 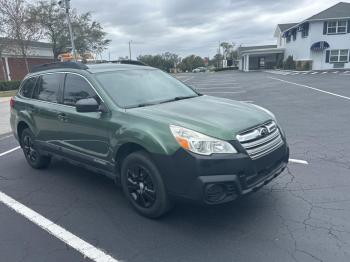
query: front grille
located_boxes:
[237,121,284,160]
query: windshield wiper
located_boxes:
[127,95,198,108]
[159,95,198,104]
[126,102,157,108]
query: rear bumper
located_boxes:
[153,139,289,205]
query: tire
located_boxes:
[121,151,172,218]
[20,128,51,169]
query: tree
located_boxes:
[220,42,233,59]
[28,0,66,59]
[29,0,111,60]
[72,12,111,58]
[0,14,9,79]
[0,0,42,73]
[178,55,204,72]
[137,52,180,72]
[209,53,223,68]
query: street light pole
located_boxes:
[128,40,132,60]
[59,0,77,61]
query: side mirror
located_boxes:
[76,98,99,113]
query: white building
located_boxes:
[239,2,350,71]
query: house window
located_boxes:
[302,23,309,37]
[327,20,347,34]
[286,35,291,43]
[330,49,349,63]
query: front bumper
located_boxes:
[153,140,289,205]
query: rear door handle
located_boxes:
[57,112,68,122]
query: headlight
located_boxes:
[169,125,237,155]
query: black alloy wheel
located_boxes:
[23,135,38,163]
[20,128,51,169]
[121,151,172,218]
[126,164,156,208]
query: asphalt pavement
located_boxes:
[0,70,350,262]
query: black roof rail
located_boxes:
[30,61,89,73]
[111,60,147,66]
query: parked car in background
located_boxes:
[192,67,206,73]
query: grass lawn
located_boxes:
[0,90,18,97]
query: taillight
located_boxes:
[10,97,15,109]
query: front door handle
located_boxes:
[57,113,68,122]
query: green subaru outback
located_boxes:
[10,62,289,218]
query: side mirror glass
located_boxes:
[76,98,99,113]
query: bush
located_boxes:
[276,58,283,69]
[283,55,296,70]
[0,80,21,91]
[296,61,302,71]
[214,66,238,72]
[302,61,311,71]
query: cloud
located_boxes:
[63,0,344,59]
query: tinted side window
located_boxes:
[33,74,60,103]
[20,77,37,98]
[63,74,97,106]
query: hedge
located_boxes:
[214,67,239,72]
[0,80,21,91]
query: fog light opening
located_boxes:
[205,184,226,203]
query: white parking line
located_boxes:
[289,158,309,165]
[195,87,241,90]
[181,76,194,83]
[0,146,20,157]
[0,191,119,262]
[269,77,350,101]
[0,146,119,261]
[321,72,328,74]
[202,91,246,94]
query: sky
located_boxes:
[66,0,346,59]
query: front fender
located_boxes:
[115,127,178,155]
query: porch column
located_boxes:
[246,55,249,71]
[4,57,11,81]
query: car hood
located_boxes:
[127,95,273,140]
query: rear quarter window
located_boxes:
[20,77,37,98]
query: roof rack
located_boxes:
[111,60,147,66]
[30,61,88,73]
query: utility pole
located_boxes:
[128,40,132,60]
[58,0,77,61]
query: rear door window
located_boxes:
[63,74,97,106]
[33,74,61,103]
[20,77,37,98]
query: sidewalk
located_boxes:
[0,97,11,103]
[0,97,11,135]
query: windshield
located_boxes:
[95,69,198,108]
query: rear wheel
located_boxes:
[21,128,51,169]
[121,151,172,218]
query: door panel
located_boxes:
[30,73,63,150]
[54,73,111,170]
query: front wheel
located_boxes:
[121,151,172,218]
[21,128,51,169]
